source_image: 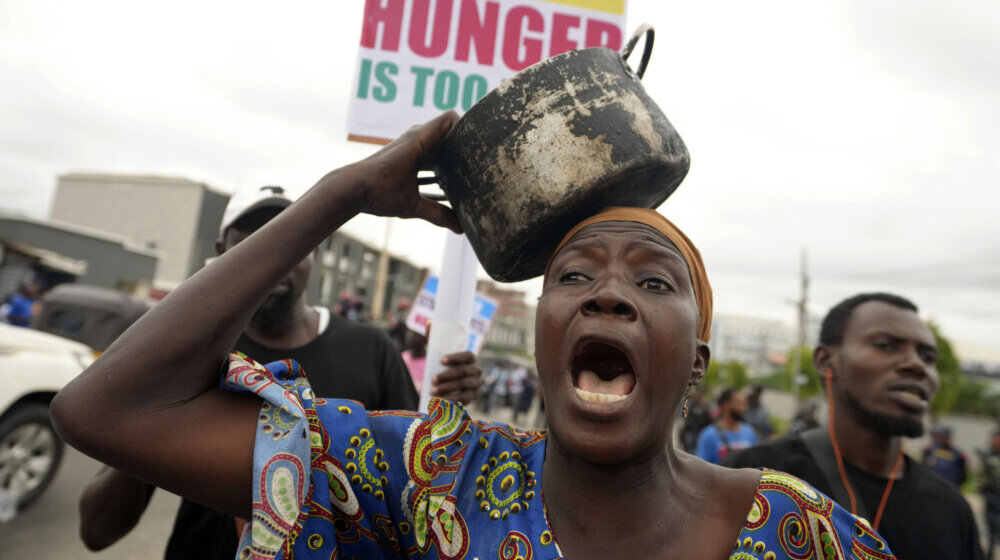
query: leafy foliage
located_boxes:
[929,321,996,417]
[930,321,963,415]
[784,345,822,399]
[703,360,750,390]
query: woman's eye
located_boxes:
[639,278,671,292]
[559,271,589,283]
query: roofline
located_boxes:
[331,229,427,272]
[2,241,88,275]
[0,212,159,258]
[57,172,230,197]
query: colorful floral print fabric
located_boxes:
[224,353,895,560]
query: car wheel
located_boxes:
[0,402,65,511]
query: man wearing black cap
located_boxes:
[725,293,983,560]
[78,185,481,558]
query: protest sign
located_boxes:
[348,0,628,144]
[406,273,499,354]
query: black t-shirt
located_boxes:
[725,434,984,560]
[165,315,418,560]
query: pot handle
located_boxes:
[621,24,654,80]
[417,175,448,201]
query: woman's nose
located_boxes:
[581,285,637,321]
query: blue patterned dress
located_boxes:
[224,353,895,560]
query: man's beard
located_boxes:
[249,291,296,335]
[730,411,745,423]
[843,389,924,438]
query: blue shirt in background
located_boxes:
[696,422,757,464]
[5,294,34,327]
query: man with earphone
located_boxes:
[725,292,983,560]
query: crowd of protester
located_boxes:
[9,199,1000,558]
[3,52,993,557]
[474,360,539,423]
[9,183,999,558]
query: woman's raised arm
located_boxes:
[50,112,461,518]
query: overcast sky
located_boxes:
[0,0,997,355]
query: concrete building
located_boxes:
[709,314,795,377]
[51,173,228,289]
[47,172,428,314]
[0,213,157,299]
[311,230,427,319]
[477,280,536,356]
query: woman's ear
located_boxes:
[691,340,710,384]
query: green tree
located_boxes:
[926,321,997,417]
[704,360,721,388]
[784,345,822,399]
[704,360,750,390]
[929,321,962,415]
[951,377,994,416]
[726,360,750,390]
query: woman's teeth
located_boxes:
[575,387,627,403]
[575,369,635,403]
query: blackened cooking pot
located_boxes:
[432,25,690,282]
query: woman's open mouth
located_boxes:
[571,341,636,404]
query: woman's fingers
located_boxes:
[415,112,459,170]
[405,110,459,160]
[414,196,462,233]
[361,111,462,231]
[431,366,475,388]
[454,388,477,405]
[431,362,482,400]
[441,351,475,366]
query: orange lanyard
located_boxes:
[870,451,905,530]
[825,372,904,531]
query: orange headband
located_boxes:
[544,207,713,342]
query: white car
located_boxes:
[0,323,93,515]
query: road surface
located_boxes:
[0,447,180,559]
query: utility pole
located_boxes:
[371,219,392,322]
[790,248,809,405]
